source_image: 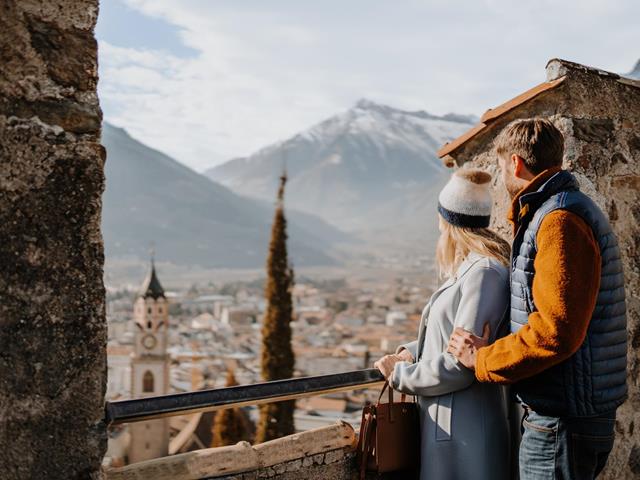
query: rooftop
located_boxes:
[436,58,640,166]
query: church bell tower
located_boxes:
[128,256,170,463]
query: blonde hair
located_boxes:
[436,216,511,279]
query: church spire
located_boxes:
[139,248,165,299]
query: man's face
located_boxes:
[497,153,522,199]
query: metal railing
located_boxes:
[105,368,385,426]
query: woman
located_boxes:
[374,169,511,480]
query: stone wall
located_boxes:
[0,1,106,479]
[451,60,640,479]
[208,448,355,480]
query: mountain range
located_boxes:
[206,99,474,249]
[103,100,474,270]
[101,123,349,268]
[103,59,638,269]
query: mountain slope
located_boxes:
[205,100,474,253]
[101,123,348,268]
[626,59,640,79]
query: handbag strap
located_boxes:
[359,410,376,480]
[377,381,398,423]
[377,381,394,406]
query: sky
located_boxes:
[96,0,640,172]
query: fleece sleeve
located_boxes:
[475,210,601,384]
[392,266,509,397]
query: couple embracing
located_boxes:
[374,118,627,480]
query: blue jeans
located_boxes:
[519,408,616,480]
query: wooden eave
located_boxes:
[437,76,566,160]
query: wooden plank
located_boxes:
[104,421,356,480]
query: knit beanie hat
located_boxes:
[437,169,493,228]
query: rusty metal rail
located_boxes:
[105,368,385,425]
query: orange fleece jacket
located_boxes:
[475,169,601,384]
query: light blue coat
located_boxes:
[391,252,511,480]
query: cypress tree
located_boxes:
[211,370,254,447]
[255,172,296,443]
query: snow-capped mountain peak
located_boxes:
[205,100,474,232]
[296,98,474,152]
[353,98,476,124]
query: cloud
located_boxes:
[97,0,640,171]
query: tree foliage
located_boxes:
[255,173,296,443]
[211,370,254,447]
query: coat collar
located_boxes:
[455,251,485,279]
[436,251,485,292]
[509,168,578,231]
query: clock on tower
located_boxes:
[141,333,157,350]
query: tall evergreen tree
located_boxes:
[255,172,296,443]
[211,370,254,447]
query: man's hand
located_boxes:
[447,323,491,371]
[374,354,404,380]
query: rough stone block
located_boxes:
[285,459,302,472]
[0,1,105,479]
[324,449,344,464]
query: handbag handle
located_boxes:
[377,381,408,406]
[377,381,394,406]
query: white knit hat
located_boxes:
[437,169,493,228]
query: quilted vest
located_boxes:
[510,170,627,417]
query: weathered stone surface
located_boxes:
[454,59,640,480]
[0,1,105,479]
[0,94,102,134]
[323,448,344,464]
[26,13,98,91]
[210,450,356,480]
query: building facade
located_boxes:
[128,260,171,463]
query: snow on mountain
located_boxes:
[206,99,474,238]
[626,59,640,80]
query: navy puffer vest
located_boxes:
[511,170,627,417]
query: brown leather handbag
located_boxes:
[356,382,420,479]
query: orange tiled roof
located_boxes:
[437,76,566,160]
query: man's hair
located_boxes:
[494,118,564,174]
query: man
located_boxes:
[448,118,627,480]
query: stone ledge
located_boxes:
[104,421,356,480]
[208,448,354,480]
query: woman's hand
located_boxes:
[374,354,404,380]
[396,348,414,363]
